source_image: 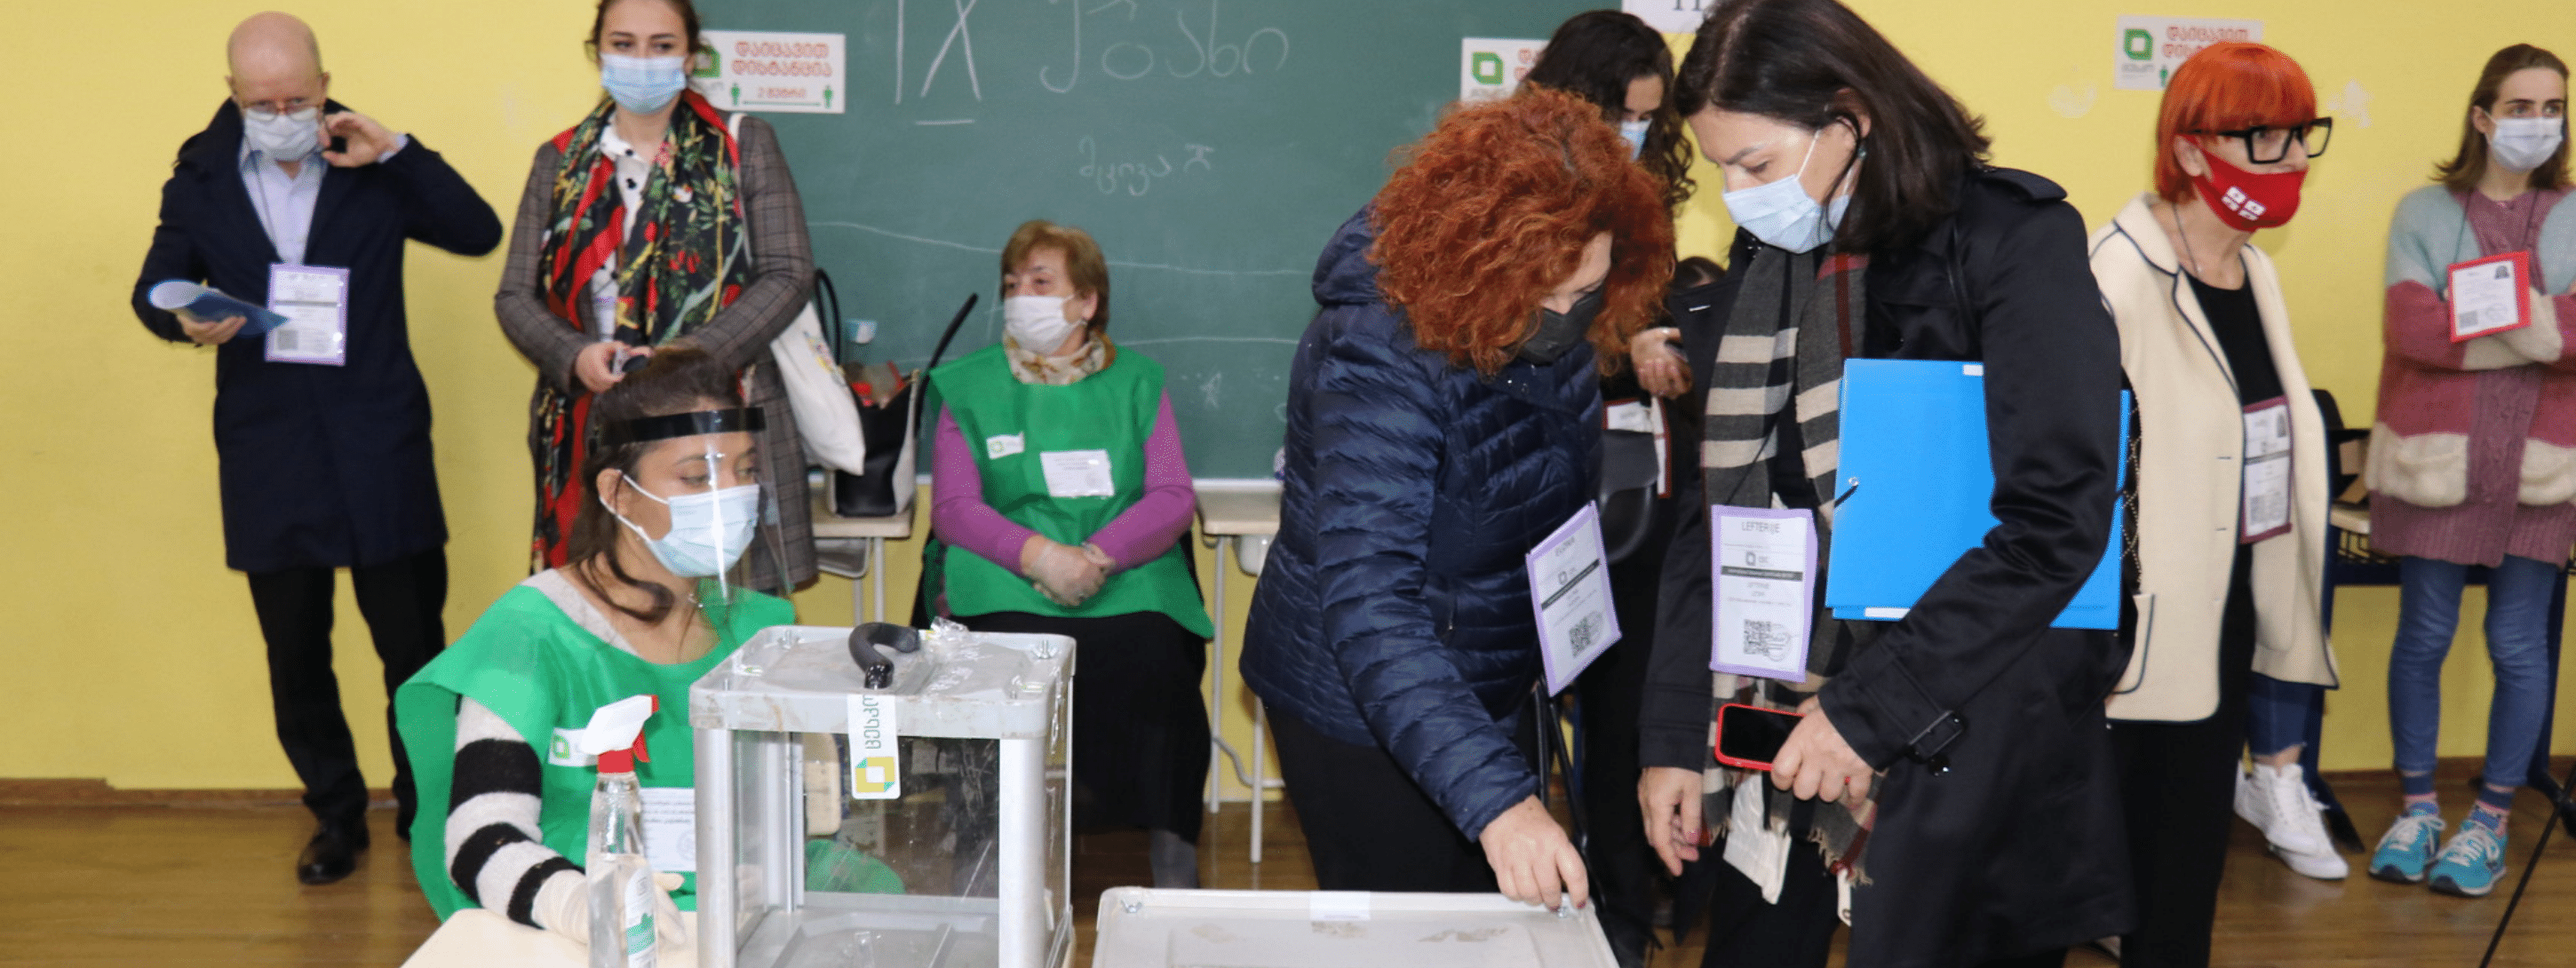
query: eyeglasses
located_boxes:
[2198,117,2334,164]
[240,96,321,119]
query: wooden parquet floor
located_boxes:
[2,770,2572,966]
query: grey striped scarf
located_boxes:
[1702,243,1878,882]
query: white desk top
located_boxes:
[402,909,700,968]
[2330,503,2369,536]
[1195,480,1282,537]
[810,496,918,540]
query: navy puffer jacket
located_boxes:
[1244,208,1602,839]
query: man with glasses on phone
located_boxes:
[128,11,499,885]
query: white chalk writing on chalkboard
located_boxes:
[1041,0,1289,94]
[1077,137,1215,196]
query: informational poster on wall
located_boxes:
[1625,0,1715,34]
[2114,16,2263,91]
[692,29,847,113]
[1460,37,1546,103]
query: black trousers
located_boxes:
[1582,538,1671,966]
[2106,545,2257,968]
[242,546,446,834]
[1270,707,1538,893]
[955,609,1209,843]
[1698,836,1841,967]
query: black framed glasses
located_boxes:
[2199,117,2334,163]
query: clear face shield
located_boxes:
[597,407,791,630]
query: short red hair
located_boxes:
[1370,88,1675,376]
[2155,42,2318,202]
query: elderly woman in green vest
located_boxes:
[927,220,1214,888]
[394,349,893,943]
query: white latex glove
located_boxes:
[1021,536,1108,607]
[536,869,690,951]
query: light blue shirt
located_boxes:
[237,133,407,266]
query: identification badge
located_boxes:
[638,787,696,873]
[1710,506,1816,681]
[986,433,1024,459]
[547,727,595,768]
[1038,449,1116,497]
[2240,396,2293,544]
[847,694,901,800]
[2448,251,2534,342]
[265,263,349,366]
[1528,503,1621,694]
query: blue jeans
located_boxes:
[2245,672,2318,758]
[2389,555,2558,790]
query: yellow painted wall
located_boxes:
[4,0,2570,798]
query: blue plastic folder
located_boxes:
[1824,359,2127,630]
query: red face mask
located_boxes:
[2189,147,2306,231]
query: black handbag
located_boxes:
[830,294,979,518]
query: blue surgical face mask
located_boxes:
[606,475,760,577]
[600,52,690,114]
[1618,119,1652,160]
[1719,127,1856,254]
[2488,115,2566,173]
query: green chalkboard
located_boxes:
[703,0,1592,478]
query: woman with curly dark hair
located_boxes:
[1242,88,1673,908]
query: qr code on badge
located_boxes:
[1570,614,1602,653]
[1744,619,1791,660]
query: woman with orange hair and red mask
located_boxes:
[2088,42,2341,964]
[1242,88,1673,908]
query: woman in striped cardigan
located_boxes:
[2364,44,2575,898]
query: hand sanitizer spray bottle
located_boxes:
[578,696,659,968]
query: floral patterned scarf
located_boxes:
[526,91,751,569]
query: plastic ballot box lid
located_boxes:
[1089,888,1618,968]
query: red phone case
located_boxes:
[1712,702,1802,772]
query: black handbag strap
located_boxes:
[813,269,842,362]
[924,293,979,373]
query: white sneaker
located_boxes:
[2236,762,2331,856]
[2270,837,2351,880]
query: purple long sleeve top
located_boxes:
[932,392,1197,575]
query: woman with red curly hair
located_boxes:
[2089,40,2342,964]
[1242,87,1673,907]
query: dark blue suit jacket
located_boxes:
[131,100,502,572]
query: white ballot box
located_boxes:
[691,624,1074,968]
[1090,889,1620,968]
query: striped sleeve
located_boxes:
[448,697,582,929]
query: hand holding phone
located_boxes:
[1713,702,1803,771]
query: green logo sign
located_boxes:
[694,47,722,78]
[1472,52,1504,86]
[2123,28,2152,61]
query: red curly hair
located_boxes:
[1371,88,1675,376]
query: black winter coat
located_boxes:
[1244,208,1601,841]
[1641,169,2135,966]
[131,101,502,573]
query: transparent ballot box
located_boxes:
[1089,889,1620,968]
[691,624,1074,968]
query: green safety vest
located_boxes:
[929,345,1213,638]
[394,577,794,919]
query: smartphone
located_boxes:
[1713,702,1803,771]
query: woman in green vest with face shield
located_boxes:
[394,348,807,941]
[927,220,1215,888]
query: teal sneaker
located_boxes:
[2370,810,2444,884]
[2429,819,2508,897]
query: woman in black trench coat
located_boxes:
[1636,3,2134,965]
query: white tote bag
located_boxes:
[731,111,868,474]
[768,283,870,473]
